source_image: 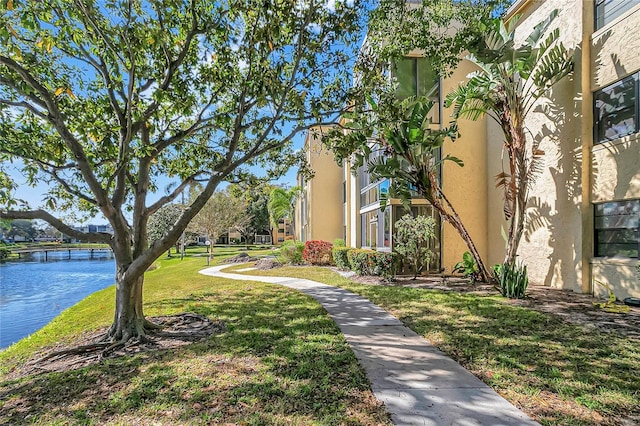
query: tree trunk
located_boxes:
[208,241,214,266]
[503,180,527,266]
[426,175,491,283]
[503,125,528,267]
[439,204,491,283]
[107,270,149,342]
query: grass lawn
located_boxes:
[231,265,640,426]
[0,250,389,425]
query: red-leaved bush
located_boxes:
[303,240,333,265]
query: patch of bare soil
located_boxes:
[7,313,225,380]
[348,272,640,340]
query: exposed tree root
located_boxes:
[31,342,113,364]
[14,313,225,379]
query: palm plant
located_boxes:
[267,186,302,242]
[445,11,573,267]
[366,98,491,282]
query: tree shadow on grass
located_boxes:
[348,284,640,425]
[0,284,389,425]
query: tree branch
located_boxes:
[0,209,111,243]
[146,172,203,216]
[0,55,113,215]
[37,164,98,205]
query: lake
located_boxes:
[0,251,116,349]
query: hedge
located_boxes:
[303,240,333,265]
[347,249,398,279]
[278,240,305,265]
[332,247,352,270]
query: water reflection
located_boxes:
[0,251,116,349]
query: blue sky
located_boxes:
[4,0,369,225]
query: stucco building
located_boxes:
[296,0,640,301]
[295,127,345,244]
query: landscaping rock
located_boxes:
[255,258,282,270]
[224,252,258,263]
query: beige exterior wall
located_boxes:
[272,219,292,245]
[589,3,640,299]
[591,4,640,90]
[441,59,489,272]
[296,127,344,243]
[499,0,640,299]
[301,1,640,299]
[488,0,585,292]
[591,136,640,202]
[592,258,639,300]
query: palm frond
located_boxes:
[525,9,559,46]
[531,43,574,97]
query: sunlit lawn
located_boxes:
[233,265,640,426]
[0,249,389,425]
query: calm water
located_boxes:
[0,251,116,349]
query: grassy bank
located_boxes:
[0,251,389,425]
[232,265,640,426]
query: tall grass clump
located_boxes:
[498,262,528,299]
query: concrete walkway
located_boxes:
[199,265,539,426]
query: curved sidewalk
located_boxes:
[199,265,539,426]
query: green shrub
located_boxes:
[303,240,333,265]
[393,214,435,278]
[453,251,479,283]
[0,246,9,260]
[372,251,398,281]
[498,262,529,299]
[347,249,397,279]
[333,238,346,247]
[278,240,304,265]
[332,247,352,270]
[347,249,376,276]
[492,263,502,279]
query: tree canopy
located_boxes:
[0,0,366,343]
[190,188,246,264]
[267,186,301,240]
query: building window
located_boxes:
[393,57,440,123]
[594,73,639,143]
[342,181,346,204]
[594,199,640,258]
[595,0,640,30]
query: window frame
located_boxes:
[593,72,640,144]
[594,199,640,258]
[595,0,640,31]
[392,56,441,124]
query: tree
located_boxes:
[229,183,272,245]
[147,203,184,257]
[5,219,37,241]
[358,0,508,82]
[40,224,61,239]
[321,0,507,282]
[267,186,301,241]
[445,12,573,267]
[190,189,247,265]
[0,0,364,344]
[394,213,436,279]
[325,98,491,282]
